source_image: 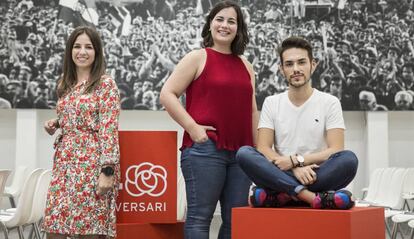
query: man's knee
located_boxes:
[235,145,256,165]
[339,150,358,172]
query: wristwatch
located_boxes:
[296,154,305,167]
[101,166,115,176]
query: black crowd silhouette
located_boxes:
[0,0,413,111]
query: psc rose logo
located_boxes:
[124,162,167,197]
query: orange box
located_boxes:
[117,131,177,224]
[232,207,384,239]
[117,222,184,239]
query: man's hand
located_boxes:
[44,118,59,135]
[292,164,319,185]
[96,173,115,196]
[272,155,295,171]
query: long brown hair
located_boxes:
[57,26,106,98]
[201,0,249,55]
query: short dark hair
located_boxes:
[331,74,342,82]
[201,0,249,55]
[278,36,313,64]
[402,63,414,72]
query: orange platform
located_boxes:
[117,222,184,239]
[232,206,385,239]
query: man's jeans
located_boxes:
[181,139,251,239]
[236,146,358,196]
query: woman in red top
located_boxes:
[160,1,258,238]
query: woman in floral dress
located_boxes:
[43,26,120,239]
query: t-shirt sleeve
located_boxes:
[258,96,276,130]
[326,96,345,130]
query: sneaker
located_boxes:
[248,185,291,208]
[312,189,354,210]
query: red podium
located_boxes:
[116,131,183,238]
[232,207,385,239]
[117,223,184,239]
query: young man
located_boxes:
[236,36,358,209]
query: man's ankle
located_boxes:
[297,189,316,205]
[312,190,354,210]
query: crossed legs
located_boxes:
[236,146,358,206]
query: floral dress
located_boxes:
[42,75,120,237]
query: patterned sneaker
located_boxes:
[248,185,291,208]
[312,189,354,210]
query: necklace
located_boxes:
[75,76,89,87]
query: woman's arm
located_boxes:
[160,49,215,143]
[97,76,121,166]
[96,76,121,196]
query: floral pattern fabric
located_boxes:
[42,75,120,237]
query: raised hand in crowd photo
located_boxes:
[1,0,414,111]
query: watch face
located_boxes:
[297,155,304,166]
[102,167,114,176]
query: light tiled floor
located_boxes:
[2,221,220,239]
[3,218,399,239]
[2,225,34,239]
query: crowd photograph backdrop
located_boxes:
[0,0,413,111]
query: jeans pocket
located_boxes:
[193,138,212,146]
[184,139,219,158]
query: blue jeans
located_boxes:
[236,146,358,196]
[181,139,251,239]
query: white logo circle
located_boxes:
[125,162,168,197]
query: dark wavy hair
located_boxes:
[278,36,314,65]
[57,26,106,98]
[201,0,249,55]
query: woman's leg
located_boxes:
[218,151,251,239]
[181,140,228,239]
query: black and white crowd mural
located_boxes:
[0,0,413,110]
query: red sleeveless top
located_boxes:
[181,48,254,151]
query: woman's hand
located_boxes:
[44,118,59,135]
[188,124,216,143]
[96,173,115,196]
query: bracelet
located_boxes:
[289,155,295,168]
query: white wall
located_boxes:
[1,109,414,200]
[342,111,366,196]
[388,112,414,167]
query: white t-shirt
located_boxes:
[258,89,345,156]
